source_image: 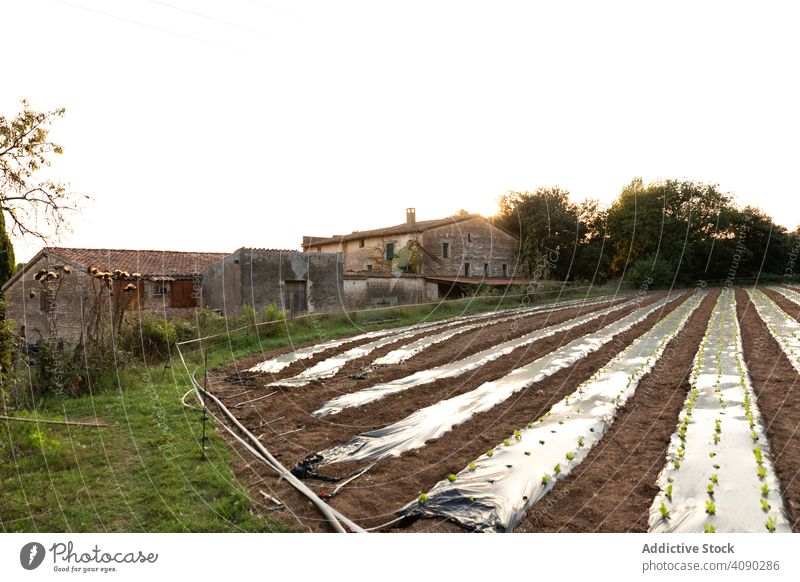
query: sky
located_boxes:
[3,0,799,262]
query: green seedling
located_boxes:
[677,447,685,459]
[713,433,720,445]
[448,474,457,483]
[709,451,716,458]
[553,463,561,475]
[752,430,759,443]
[659,502,670,520]
[705,500,716,515]
[468,463,476,470]
[469,496,476,502]
[566,452,576,461]
[541,474,550,486]
[766,516,777,533]
[704,523,716,534]
[558,420,564,425]
[761,499,770,512]
[577,437,585,447]
[503,439,511,447]
[527,423,533,429]
[761,483,769,497]
[418,493,429,504]
[665,484,673,501]
[674,459,681,470]
[513,429,522,441]
[710,474,719,485]
[707,484,715,495]
[758,466,767,480]
[753,447,763,465]
[486,450,494,457]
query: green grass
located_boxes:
[1,365,287,533]
[1,284,620,532]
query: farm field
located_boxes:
[202,286,800,533]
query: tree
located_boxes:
[1,99,86,242]
[0,210,13,288]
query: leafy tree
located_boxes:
[1,99,86,241]
[0,210,13,289]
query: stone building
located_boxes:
[1,247,227,341]
[200,248,344,317]
[302,209,520,304]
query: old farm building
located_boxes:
[1,247,228,341]
[303,209,520,305]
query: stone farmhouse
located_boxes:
[1,247,227,341]
[302,209,520,305]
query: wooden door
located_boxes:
[283,281,307,316]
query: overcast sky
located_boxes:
[3,0,799,262]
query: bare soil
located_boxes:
[514,288,718,532]
[737,287,800,531]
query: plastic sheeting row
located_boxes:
[648,288,789,533]
[398,291,704,531]
[312,295,640,417]
[294,292,686,479]
[271,294,625,387]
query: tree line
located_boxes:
[495,179,799,288]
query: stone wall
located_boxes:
[421,216,519,278]
[342,274,429,308]
[201,249,344,316]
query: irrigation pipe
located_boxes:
[181,359,366,533]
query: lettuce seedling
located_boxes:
[418,493,429,504]
[566,452,575,461]
[766,516,777,533]
[553,463,561,475]
[665,484,673,501]
[577,437,585,447]
[659,502,670,520]
[503,439,511,447]
[705,500,716,515]
[486,450,494,457]
[541,475,550,486]
[448,474,456,483]
[758,466,767,480]
[710,474,719,485]
[704,524,716,533]
[761,499,770,512]
[469,462,476,470]
[761,483,769,497]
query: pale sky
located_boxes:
[3,0,799,262]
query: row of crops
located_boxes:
[222,287,799,533]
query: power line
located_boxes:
[51,0,231,49]
[144,0,266,37]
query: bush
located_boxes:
[624,257,675,288]
[259,303,286,337]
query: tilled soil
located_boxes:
[208,292,668,531]
[321,292,690,529]
[514,288,719,532]
[213,294,658,465]
[737,287,800,531]
[222,296,629,386]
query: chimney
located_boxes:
[406,208,416,227]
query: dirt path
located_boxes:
[504,289,718,532]
[737,287,800,531]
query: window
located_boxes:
[316,246,322,253]
[442,242,450,258]
[502,264,508,278]
[467,233,472,243]
[359,239,365,248]
[484,263,489,276]
[366,264,373,272]
[39,289,49,312]
[170,280,197,308]
[464,262,470,277]
[385,242,395,260]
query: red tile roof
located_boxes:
[45,247,228,277]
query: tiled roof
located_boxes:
[44,247,228,277]
[302,214,481,247]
